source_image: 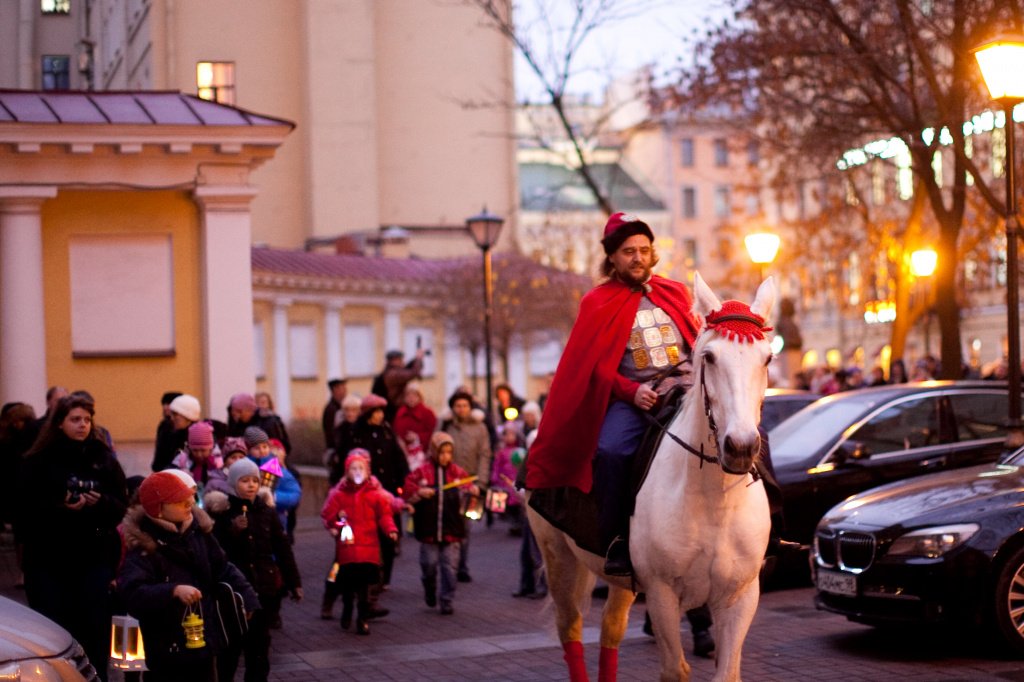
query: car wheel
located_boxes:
[994,545,1024,655]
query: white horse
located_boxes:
[528,273,775,682]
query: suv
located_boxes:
[0,595,99,680]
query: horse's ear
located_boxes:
[691,272,721,318]
[750,276,777,322]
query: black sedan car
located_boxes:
[812,446,1024,653]
[761,388,818,431]
[770,381,1014,545]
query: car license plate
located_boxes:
[816,569,856,596]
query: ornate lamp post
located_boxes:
[910,248,938,356]
[466,208,505,422]
[975,34,1024,447]
[744,231,781,282]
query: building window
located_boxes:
[288,323,319,379]
[343,323,376,377]
[681,186,697,219]
[41,55,70,90]
[747,140,760,165]
[714,185,731,218]
[713,138,729,167]
[745,190,761,216]
[196,61,235,105]
[680,138,694,167]
[41,0,70,14]
[682,238,698,269]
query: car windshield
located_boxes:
[769,397,873,467]
[1001,445,1024,465]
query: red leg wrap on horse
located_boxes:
[563,640,588,682]
[598,646,618,682]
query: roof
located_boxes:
[251,247,592,298]
[519,161,664,212]
[0,90,294,128]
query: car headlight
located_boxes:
[886,523,979,558]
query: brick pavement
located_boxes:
[4,495,1024,680]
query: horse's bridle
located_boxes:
[643,317,765,477]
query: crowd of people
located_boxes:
[0,365,547,682]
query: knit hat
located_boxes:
[521,401,541,418]
[601,212,654,255]
[243,426,269,448]
[164,468,198,491]
[428,431,455,459]
[187,421,215,449]
[360,394,387,414]
[169,394,201,422]
[341,394,362,410]
[222,436,248,458]
[139,471,194,517]
[229,392,258,413]
[345,448,371,471]
[227,457,260,493]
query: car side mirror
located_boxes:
[834,440,868,465]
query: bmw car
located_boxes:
[0,595,99,680]
[812,445,1024,653]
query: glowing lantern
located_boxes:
[182,604,206,649]
[109,614,146,671]
[461,492,484,521]
[259,457,283,490]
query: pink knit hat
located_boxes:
[187,421,215,449]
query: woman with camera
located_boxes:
[19,393,128,681]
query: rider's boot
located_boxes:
[598,646,618,682]
[603,535,633,577]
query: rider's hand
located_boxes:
[418,487,435,499]
[634,385,658,411]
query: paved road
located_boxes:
[4,511,1024,680]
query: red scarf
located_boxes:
[525,276,699,492]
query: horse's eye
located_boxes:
[703,351,716,366]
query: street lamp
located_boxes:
[910,248,937,356]
[975,34,1024,447]
[744,231,781,281]
[466,208,505,423]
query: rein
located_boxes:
[641,312,768,478]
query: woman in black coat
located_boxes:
[19,394,128,681]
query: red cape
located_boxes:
[525,275,699,492]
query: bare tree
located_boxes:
[470,0,657,217]
[671,0,1020,378]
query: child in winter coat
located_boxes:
[171,421,227,498]
[320,449,399,635]
[118,471,260,682]
[490,423,526,535]
[204,458,303,682]
[403,432,478,615]
[244,427,302,535]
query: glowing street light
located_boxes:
[975,34,1024,447]
[909,248,938,278]
[744,232,781,281]
[466,208,505,423]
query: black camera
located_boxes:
[67,476,98,504]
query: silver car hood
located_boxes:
[0,596,74,661]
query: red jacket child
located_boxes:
[320,450,399,566]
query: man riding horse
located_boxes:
[525,212,701,576]
[525,213,785,578]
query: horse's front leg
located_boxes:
[709,578,759,682]
[597,584,636,682]
[645,580,690,682]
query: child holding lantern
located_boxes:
[403,432,478,615]
[118,471,259,682]
[320,449,400,635]
[205,457,302,682]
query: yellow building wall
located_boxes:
[41,190,203,441]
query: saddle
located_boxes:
[526,387,685,557]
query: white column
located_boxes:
[384,303,403,354]
[0,187,57,415]
[193,186,258,419]
[272,299,292,422]
[509,342,528,398]
[325,303,344,380]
